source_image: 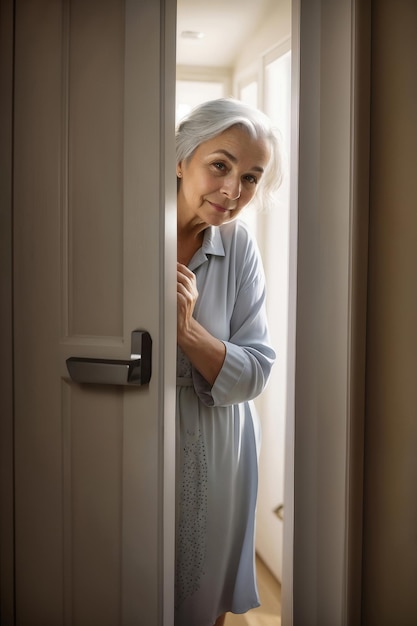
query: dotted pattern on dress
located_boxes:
[177,345,192,378]
[175,427,208,607]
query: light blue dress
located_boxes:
[175,220,276,626]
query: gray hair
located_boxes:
[176,97,284,211]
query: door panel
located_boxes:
[13,1,176,624]
[67,0,124,338]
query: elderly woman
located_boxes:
[175,98,283,626]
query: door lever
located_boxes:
[66,330,152,386]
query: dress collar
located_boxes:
[188,226,225,271]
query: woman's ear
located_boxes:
[177,159,185,178]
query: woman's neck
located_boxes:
[177,228,204,265]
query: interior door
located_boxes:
[12,0,176,624]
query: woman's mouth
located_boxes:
[209,202,229,213]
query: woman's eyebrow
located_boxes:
[210,149,265,173]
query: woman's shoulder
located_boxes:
[219,220,263,282]
[219,219,257,251]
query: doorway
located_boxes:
[175,0,293,617]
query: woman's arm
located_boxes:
[188,227,276,407]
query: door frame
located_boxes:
[282,0,370,624]
[0,0,15,622]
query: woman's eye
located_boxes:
[212,161,226,171]
[243,174,258,184]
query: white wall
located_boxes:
[232,0,291,89]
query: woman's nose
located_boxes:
[222,176,241,200]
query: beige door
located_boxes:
[12,0,176,624]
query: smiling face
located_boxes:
[176,125,271,230]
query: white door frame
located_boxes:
[282,0,370,625]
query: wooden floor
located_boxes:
[225,555,281,626]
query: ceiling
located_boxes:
[176,0,276,68]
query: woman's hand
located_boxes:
[177,262,226,386]
[177,262,198,340]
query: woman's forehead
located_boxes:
[197,127,271,166]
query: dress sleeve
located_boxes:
[192,242,276,407]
